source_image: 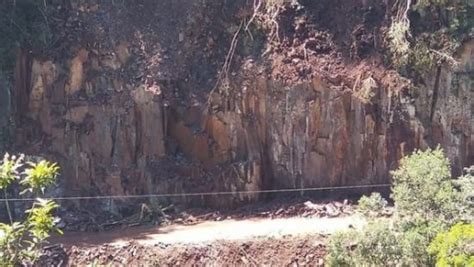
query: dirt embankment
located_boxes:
[44,235,326,266]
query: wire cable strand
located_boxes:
[0,183,391,202]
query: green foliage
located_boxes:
[397,217,447,240]
[0,200,60,264]
[21,160,59,194]
[0,153,23,189]
[326,220,438,266]
[398,227,434,265]
[325,230,358,266]
[411,41,437,73]
[327,147,470,267]
[0,153,61,265]
[429,223,474,267]
[397,218,447,265]
[0,222,27,263]
[387,0,472,73]
[387,20,410,69]
[455,166,474,221]
[353,222,402,266]
[390,147,459,222]
[357,192,387,217]
[26,199,61,241]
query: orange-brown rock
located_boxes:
[6,0,472,209]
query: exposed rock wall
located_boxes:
[0,74,10,152]
[9,1,473,207]
[414,41,474,176]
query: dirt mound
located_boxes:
[56,235,326,266]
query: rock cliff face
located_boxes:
[8,0,473,207]
[0,82,10,152]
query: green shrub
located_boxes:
[429,223,474,267]
[455,166,474,222]
[354,222,402,266]
[398,227,433,266]
[327,147,469,267]
[325,220,436,266]
[0,153,61,265]
[397,219,447,266]
[357,192,388,217]
[325,230,358,266]
[326,220,443,267]
[390,147,459,222]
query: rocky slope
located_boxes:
[3,0,473,209]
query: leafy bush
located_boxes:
[357,192,387,217]
[360,222,440,266]
[429,223,474,267]
[327,147,470,266]
[326,220,436,266]
[390,147,459,222]
[325,230,358,266]
[354,222,402,266]
[455,166,474,222]
[0,153,61,265]
[411,40,437,72]
[397,219,447,266]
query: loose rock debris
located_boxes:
[44,198,370,266]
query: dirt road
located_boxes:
[54,214,365,248]
[45,214,365,266]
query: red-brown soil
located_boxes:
[44,235,327,266]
